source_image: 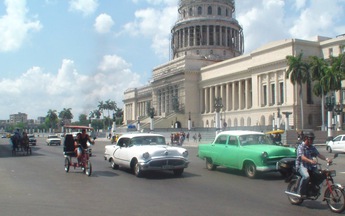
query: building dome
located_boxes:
[171,0,244,61]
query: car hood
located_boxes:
[242,145,295,157]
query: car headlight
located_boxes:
[143,152,150,159]
[261,151,268,159]
[182,150,188,157]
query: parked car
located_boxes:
[197,130,296,178]
[104,133,189,177]
[28,134,37,146]
[46,134,61,146]
[326,134,345,153]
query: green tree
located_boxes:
[46,109,58,131]
[98,101,105,129]
[59,108,73,126]
[309,56,328,130]
[78,114,89,126]
[286,53,309,129]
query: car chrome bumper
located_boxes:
[139,158,189,171]
[256,164,278,172]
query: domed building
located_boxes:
[123,0,345,133]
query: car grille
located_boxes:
[149,159,185,167]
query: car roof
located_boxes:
[118,133,165,139]
[217,130,264,136]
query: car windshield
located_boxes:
[49,135,59,139]
[239,134,273,146]
[130,136,166,146]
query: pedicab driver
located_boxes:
[296,135,331,198]
[75,129,95,160]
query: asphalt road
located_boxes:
[0,137,344,216]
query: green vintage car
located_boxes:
[198,130,296,178]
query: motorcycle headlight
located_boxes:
[182,150,188,157]
[143,152,150,159]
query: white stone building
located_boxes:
[123,0,345,131]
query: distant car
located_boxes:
[28,134,37,146]
[46,135,61,146]
[326,134,345,153]
[197,130,296,178]
[104,133,189,177]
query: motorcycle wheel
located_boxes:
[287,179,303,205]
[324,185,345,213]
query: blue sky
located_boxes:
[0,0,344,121]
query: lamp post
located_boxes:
[214,97,223,134]
[112,113,116,138]
[325,94,335,138]
[334,103,343,131]
[188,112,191,131]
[137,116,140,132]
[149,107,155,131]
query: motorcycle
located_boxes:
[278,154,345,213]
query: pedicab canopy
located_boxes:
[265,129,285,135]
[64,125,94,131]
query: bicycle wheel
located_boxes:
[85,160,92,176]
[64,157,70,172]
[325,185,345,213]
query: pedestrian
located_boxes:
[186,132,189,142]
[193,134,197,142]
[198,133,202,142]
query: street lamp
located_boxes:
[214,97,223,134]
[334,103,343,131]
[325,94,335,138]
[188,112,191,131]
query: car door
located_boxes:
[220,135,240,168]
[213,135,239,168]
[113,138,131,166]
[332,135,345,152]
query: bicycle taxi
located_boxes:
[63,125,96,176]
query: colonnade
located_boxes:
[201,78,252,113]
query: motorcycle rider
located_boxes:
[296,134,331,198]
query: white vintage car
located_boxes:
[104,133,189,177]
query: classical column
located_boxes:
[238,80,242,110]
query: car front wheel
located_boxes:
[134,161,143,177]
[244,161,257,178]
[110,158,119,169]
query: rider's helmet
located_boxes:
[303,134,314,143]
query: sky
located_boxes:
[0,0,345,121]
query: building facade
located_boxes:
[123,0,345,131]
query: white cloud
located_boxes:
[122,5,177,58]
[0,56,141,120]
[94,13,114,34]
[69,0,98,16]
[0,0,42,52]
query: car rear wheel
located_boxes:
[206,158,216,170]
[244,161,257,178]
[110,158,119,169]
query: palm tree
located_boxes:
[46,109,58,131]
[98,101,105,129]
[309,56,328,131]
[59,108,73,126]
[286,53,309,130]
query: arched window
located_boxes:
[198,6,202,15]
[226,9,229,16]
[183,10,186,18]
[218,7,221,15]
[207,6,212,15]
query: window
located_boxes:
[341,45,345,54]
[279,82,284,104]
[228,136,237,145]
[218,7,221,15]
[198,6,202,15]
[207,6,212,15]
[271,83,275,105]
[329,48,333,57]
[189,8,192,16]
[215,135,228,145]
[226,9,229,16]
[263,85,267,106]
